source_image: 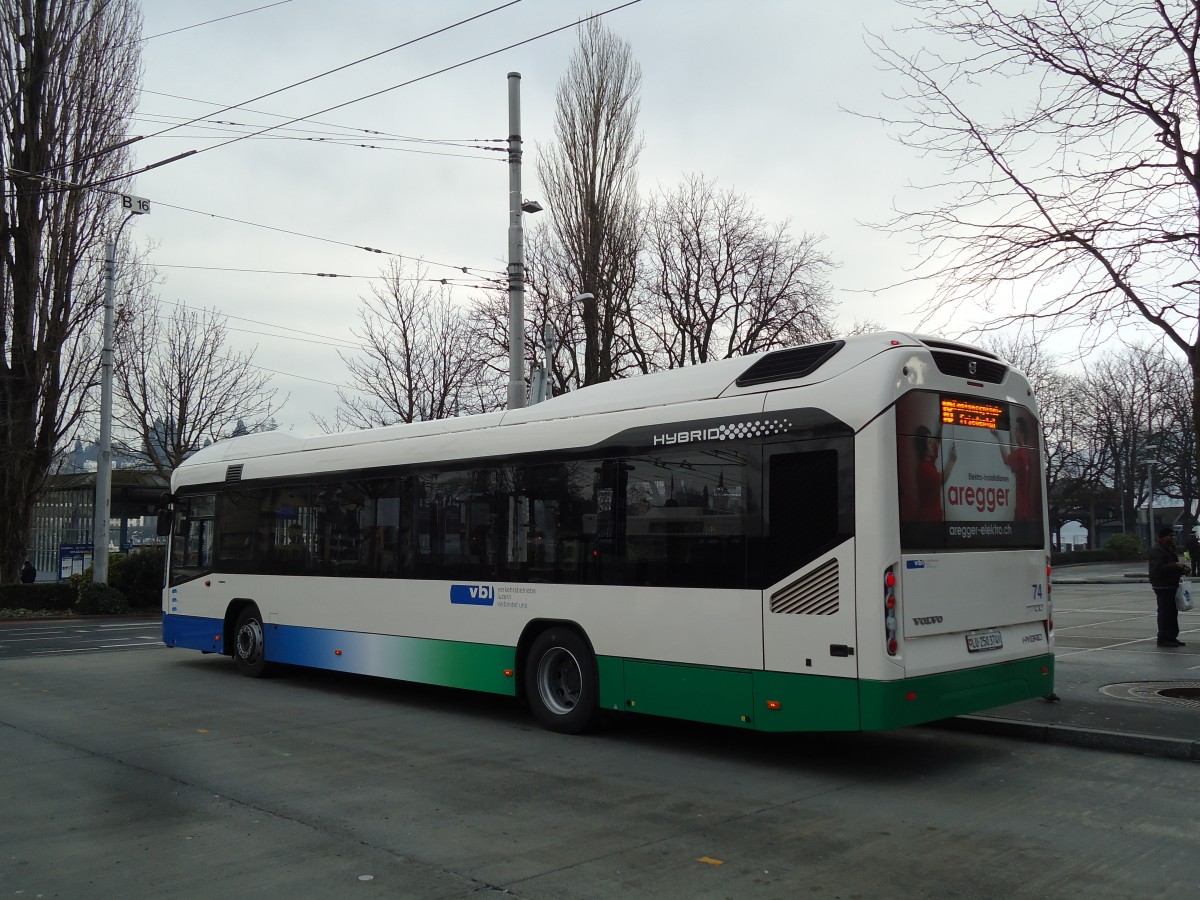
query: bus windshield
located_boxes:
[896,390,1044,550]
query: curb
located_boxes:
[936,715,1200,762]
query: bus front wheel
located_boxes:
[525,627,597,734]
[233,606,269,678]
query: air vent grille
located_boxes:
[930,351,1007,384]
[920,339,999,360]
[225,464,244,483]
[770,558,839,615]
[736,341,844,388]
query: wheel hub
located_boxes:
[537,646,581,715]
[237,619,263,663]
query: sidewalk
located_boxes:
[938,561,1200,761]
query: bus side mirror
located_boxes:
[155,508,173,537]
[155,494,175,537]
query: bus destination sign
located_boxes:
[940,397,1004,430]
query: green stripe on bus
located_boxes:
[596,654,1054,732]
[407,639,519,696]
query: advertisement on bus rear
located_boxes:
[896,390,1044,549]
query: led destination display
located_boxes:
[940,398,1006,430]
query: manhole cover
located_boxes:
[1100,681,1200,708]
[1159,687,1200,701]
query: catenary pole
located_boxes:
[94,197,148,583]
[507,72,526,410]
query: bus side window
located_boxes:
[169,493,215,582]
[621,450,749,589]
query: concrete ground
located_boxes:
[943,561,1200,760]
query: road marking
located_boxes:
[31,642,165,655]
[1053,636,1163,657]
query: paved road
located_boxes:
[958,578,1200,758]
[0,618,161,659]
[2,632,1198,898]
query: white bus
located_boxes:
[160,332,1054,734]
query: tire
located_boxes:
[525,627,598,734]
[233,606,269,678]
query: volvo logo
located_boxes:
[912,615,944,625]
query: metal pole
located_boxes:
[543,321,556,401]
[94,210,140,584]
[93,237,118,584]
[1147,460,1154,546]
[506,72,525,410]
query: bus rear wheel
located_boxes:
[233,606,269,678]
[525,627,597,734]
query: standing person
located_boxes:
[1186,527,1200,577]
[20,559,36,583]
[1148,526,1188,648]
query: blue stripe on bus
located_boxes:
[162,612,223,653]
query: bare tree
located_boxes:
[469,224,594,401]
[870,1,1200,505]
[981,335,1109,546]
[322,262,499,432]
[0,0,142,582]
[1081,346,1181,538]
[535,17,646,385]
[1142,351,1197,527]
[114,293,279,479]
[643,174,836,366]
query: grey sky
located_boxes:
[133,0,947,432]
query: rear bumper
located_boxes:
[859,654,1055,730]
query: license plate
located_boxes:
[966,629,1003,653]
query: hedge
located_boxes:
[0,581,77,612]
[1051,549,1140,566]
[75,581,129,616]
[1,545,166,616]
[69,546,166,611]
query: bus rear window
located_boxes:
[896,391,1044,550]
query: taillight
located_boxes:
[884,565,898,656]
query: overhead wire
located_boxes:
[139,87,507,147]
[150,298,362,350]
[125,124,502,161]
[129,110,506,155]
[145,196,508,278]
[135,304,387,395]
[20,0,523,182]
[92,0,644,187]
[140,1,298,42]
[249,363,358,390]
[58,0,525,185]
[147,260,499,288]
[7,169,507,279]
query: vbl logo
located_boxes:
[450,584,496,606]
